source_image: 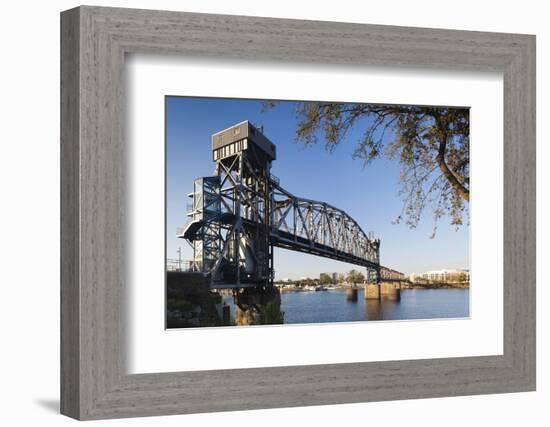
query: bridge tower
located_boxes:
[180,121,276,289]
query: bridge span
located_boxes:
[178,121,386,290]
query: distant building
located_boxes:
[408,274,429,285]
[411,269,469,283]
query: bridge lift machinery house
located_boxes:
[178,121,381,290]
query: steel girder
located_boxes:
[270,181,381,278]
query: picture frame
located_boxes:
[60,5,535,420]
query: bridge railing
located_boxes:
[166,259,197,272]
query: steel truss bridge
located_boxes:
[178,121,384,289]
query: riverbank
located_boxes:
[402,282,470,289]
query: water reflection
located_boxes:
[364,298,400,321]
[222,288,469,326]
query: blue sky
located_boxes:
[166,97,469,279]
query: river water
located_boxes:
[224,288,469,325]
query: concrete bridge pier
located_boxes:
[364,283,381,300]
[346,287,358,302]
[380,282,401,301]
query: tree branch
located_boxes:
[436,132,470,202]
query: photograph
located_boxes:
[165,97,470,328]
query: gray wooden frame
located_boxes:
[61,5,536,420]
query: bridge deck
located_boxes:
[271,230,379,271]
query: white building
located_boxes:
[410,269,469,283]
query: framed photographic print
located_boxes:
[61,5,536,420]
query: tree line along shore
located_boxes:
[274,273,469,291]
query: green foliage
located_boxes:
[261,298,285,324]
[346,269,365,285]
[298,277,317,287]
[264,102,469,235]
[319,273,333,285]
